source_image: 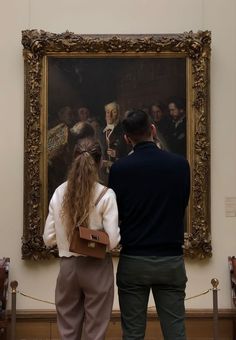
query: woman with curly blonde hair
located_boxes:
[43,138,120,340]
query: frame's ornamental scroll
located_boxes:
[22,30,211,260]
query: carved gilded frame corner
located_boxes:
[22,30,211,260]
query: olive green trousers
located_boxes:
[117,254,187,340]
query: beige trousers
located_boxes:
[55,255,114,340]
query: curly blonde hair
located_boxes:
[61,138,102,240]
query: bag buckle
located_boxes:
[90,234,99,241]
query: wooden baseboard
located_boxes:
[2,309,236,340]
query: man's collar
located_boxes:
[173,115,185,127]
[133,141,156,151]
[103,124,115,133]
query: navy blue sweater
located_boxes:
[108,141,190,256]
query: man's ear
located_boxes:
[124,134,132,145]
[151,124,157,139]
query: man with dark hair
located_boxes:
[149,102,171,151]
[168,97,186,156]
[109,110,190,340]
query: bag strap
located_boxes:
[94,187,109,207]
[75,187,108,228]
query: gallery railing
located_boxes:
[9,278,220,340]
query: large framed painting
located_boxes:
[22,30,211,260]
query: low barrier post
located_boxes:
[10,281,18,340]
[211,278,219,340]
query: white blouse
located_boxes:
[43,181,120,257]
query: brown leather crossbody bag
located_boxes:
[69,187,109,259]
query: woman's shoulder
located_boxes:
[95,182,116,198]
[55,181,67,193]
[51,181,67,202]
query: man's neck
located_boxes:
[132,137,154,148]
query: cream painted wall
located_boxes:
[0,0,236,311]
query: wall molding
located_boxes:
[2,308,236,340]
[9,308,236,319]
[3,309,236,340]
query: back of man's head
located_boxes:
[122,110,152,144]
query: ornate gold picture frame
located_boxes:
[22,30,211,260]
